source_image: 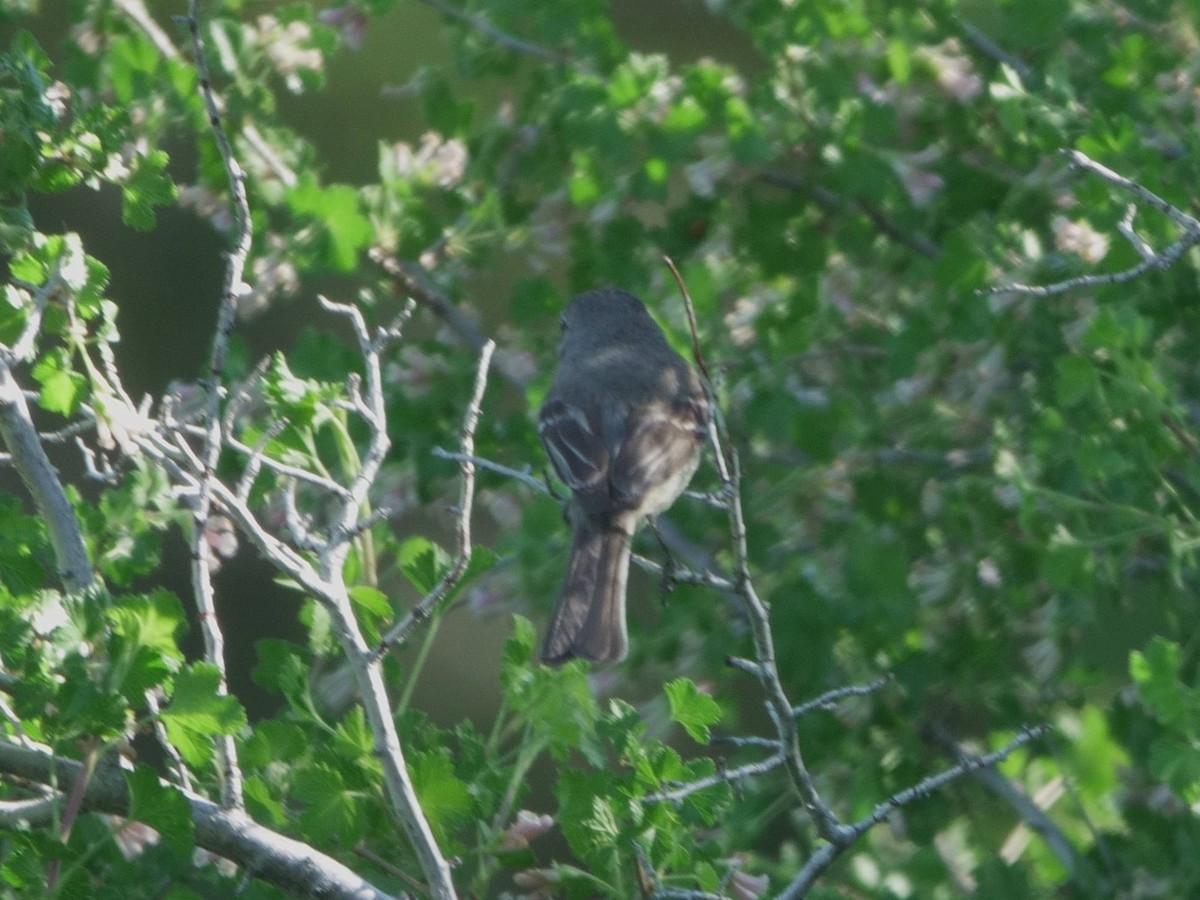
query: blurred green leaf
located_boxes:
[664,678,721,744]
[161,664,248,768]
[397,536,451,595]
[125,764,194,858]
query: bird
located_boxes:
[538,288,708,663]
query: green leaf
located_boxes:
[410,749,473,843]
[664,678,721,744]
[31,350,86,416]
[501,615,537,683]
[105,589,184,661]
[886,38,911,82]
[105,590,185,697]
[121,154,176,230]
[160,664,247,767]
[440,546,500,609]
[252,639,312,712]
[397,536,451,595]
[557,770,623,871]
[348,585,393,618]
[241,720,309,769]
[502,650,603,764]
[1054,354,1097,407]
[287,177,371,271]
[1148,736,1200,802]
[1132,638,1192,731]
[243,775,288,827]
[125,764,193,858]
[293,763,365,844]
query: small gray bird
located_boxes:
[538,288,708,664]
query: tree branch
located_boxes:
[985,149,1200,297]
[417,0,582,70]
[184,0,251,811]
[374,340,496,657]
[0,740,399,900]
[778,725,1050,898]
[0,363,93,594]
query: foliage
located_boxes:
[2,0,1200,897]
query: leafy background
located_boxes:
[2,0,1200,897]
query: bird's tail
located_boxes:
[540,523,631,664]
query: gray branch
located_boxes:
[779,726,1050,898]
[0,740,399,900]
[986,149,1200,298]
[0,363,93,594]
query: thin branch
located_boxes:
[418,0,581,69]
[0,694,34,749]
[630,553,737,592]
[756,170,941,259]
[791,675,894,718]
[0,794,58,827]
[927,724,1077,877]
[116,0,179,60]
[120,0,300,188]
[666,262,849,844]
[374,340,496,658]
[144,687,194,793]
[779,725,1050,899]
[369,249,531,390]
[184,0,250,811]
[710,734,779,751]
[985,149,1200,297]
[431,449,550,495]
[643,752,787,805]
[4,272,56,364]
[958,19,1033,81]
[1117,203,1155,261]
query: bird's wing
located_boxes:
[609,396,708,515]
[539,398,611,512]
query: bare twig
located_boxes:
[661,264,1050,897]
[958,19,1034,81]
[779,726,1050,898]
[431,449,550,495]
[756,170,941,259]
[928,724,1077,877]
[791,675,894,718]
[418,0,581,69]
[368,249,533,390]
[644,752,787,805]
[630,553,737,592]
[116,0,178,60]
[985,149,1200,297]
[374,339,496,657]
[0,794,58,828]
[184,0,249,811]
[159,290,454,894]
[120,0,299,188]
[144,687,194,793]
[663,263,850,843]
[4,273,55,364]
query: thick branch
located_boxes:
[0,363,93,593]
[0,741,397,900]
